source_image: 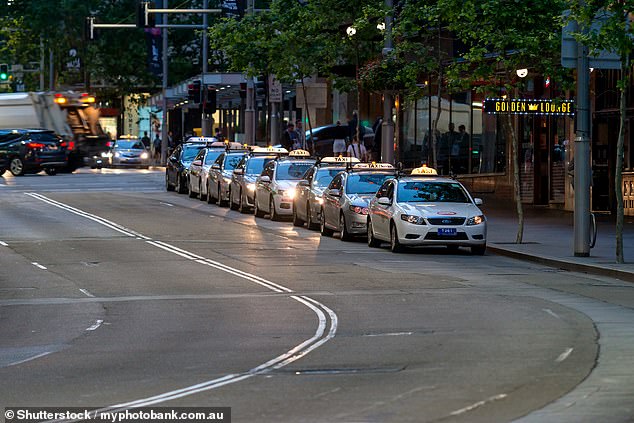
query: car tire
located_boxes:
[367,219,381,248]
[207,181,216,204]
[188,178,197,198]
[292,202,304,227]
[254,195,266,218]
[340,213,352,241]
[44,167,58,176]
[176,173,188,194]
[217,183,228,207]
[199,181,207,201]
[471,244,486,256]
[320,209,334,237]
[166,172,175,191]
[390,222,404,253]
[9,157,25,176]
[229,188,239,210]
[306,203,319,230]
[238,190,249,214]
[270,197,281,221]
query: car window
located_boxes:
[315,169,343,188]
[246,157,275,175]
[386,181,395,200]
[115,140,144,149]
[276,162,314,180]
[329,174,343,190]
[303,167,315,181]
[397,181,470,203]
[194,150,206,161]
[182,145,205,161]
[214,153,225,166]
[224,154,244,170]
[263,162,275,178]
[345,173,394,194]
[205,150,223,165]
[376,180,391,198]
[29,133,60,143]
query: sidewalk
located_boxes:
[482,200,634,282]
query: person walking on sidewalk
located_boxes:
[347,136,368,162]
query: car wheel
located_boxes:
[292,202,305,227]
[218,183,228,207]
[229,188,239,210]
[176,173,188,194]
[320,209,334,236]
[471,244,486,256]
[447,245,459,251]
[188,178,197,198]
[340,213,352,241]
[207,181,216,204]
[44,167,58,176]
[199,181,207,201]
[306,203,319,230]
[270,197,281,221]
[166,172,175,191]
[9,158,24,176]
[367,219,381,248]
[254,195,266,217]
[390,222,404,253]
[238,190,249,214]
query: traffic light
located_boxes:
[0,64,9,82]
[204,86,216,114]
[136,1,155,28]
[188,80,201,103]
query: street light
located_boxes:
[346,26,356,37]
[516,68,528,78]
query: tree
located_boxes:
[440,0,569,243]
[569,2,634,263]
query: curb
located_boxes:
[488,245,634,283]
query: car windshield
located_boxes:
[115,140,144,149]
[224,154,244,170]
[182,145,206,161]
[29,133,59,143]
[397,181,470,203]
[315,169,343,188]
[277,162,315,180]
[346,173,394,194]
[204,150,223,165]
[246,157,275,175]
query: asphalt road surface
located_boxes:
[0,168,632,423]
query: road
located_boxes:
[0,168,632,422]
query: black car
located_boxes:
[165,142,208,193]
[306,124,375,157]
[0,129,68,176]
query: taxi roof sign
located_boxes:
[321,156,360,164]
[186,136,217,144]
[288,149,311,157]
[252,146,289,155]
[411,165,438,175]
[352,162,395,170]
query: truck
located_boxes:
[0,91,111,171]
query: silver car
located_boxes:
[293,157,360,229]
[108,138,150,168]
[320,163,396,241]
[208,151,248,206]
[254,153,316,221]
[229,153,279,213]
[187,146,226,200]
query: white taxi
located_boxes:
[253,149,316,221]
[367,166,487,254]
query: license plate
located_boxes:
[438,228,457,236]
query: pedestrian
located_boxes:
[141,131,151,149]
[347,136,368,162]
[215,128,223,141]
[371,116,382,161]
[281,122,298,151]
[348,111,359,141]
[153,134,161,162]
[294,119,307,151]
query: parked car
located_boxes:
[106,138,150,168]
[306,124,375,157]
[0,129,68,176]
[187,145,227,201]
[207,149,249,206]
[165,142,208,193]
[367,166,487,254]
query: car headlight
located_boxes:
[316,197,324,205]
[349,205,369,215]
[466,215,485,226]
[247,183,256,191]
[140,152,149,159]
[279,188,296,199]
[223,177,232,184]
[400,214,426,225]
[114,152,120,158]
[101,152,112,158]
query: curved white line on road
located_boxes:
[450,393,508,416]
[27,193,338,417]
[31,262,47,270]
[556,347,574,363]
[0,240,8,246]
[86,320,104,331]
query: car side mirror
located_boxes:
[474,198,483,206]
[377,197,391,206]
[212,163,221,170]
[329,189,342,198]
[192,160,202,166]
[169,156,178,163]
[233,168,244,175]
[297,179,309,187]
[259,175,271,183]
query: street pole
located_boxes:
[201,0,212,137]
[39,37,45,91]
[381,0,394,164]
[574,19,591,257]
[245,0,256,145]
[160,0,169,165]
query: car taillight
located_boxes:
[60,141,67,147]
[106,141,112,148]
[67,141,75,150]
[27,142,46,149]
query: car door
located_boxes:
[231,156,246,203]
[210,153,225,197]
[167,146,182,185]
[371,180,393,239]
[296,167,314,219]
[323,174,343,228]
[189,149,205,190]
[256,162,275,212]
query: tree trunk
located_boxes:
[301,78,315,155]
[615,57,628,263]
[503,113,524,243]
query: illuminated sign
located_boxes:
[483,98,575,116]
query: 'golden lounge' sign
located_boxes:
[483,98,575,116]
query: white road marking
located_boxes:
[31,262,47,270]
[8,351,52,367]
[27,193,338,417]
[556,347,574,363]
[543,308,561,319]
[86,320,104,331]
[79,289,95,298]
[0,240,8,246]
[159,202,174,207]
[450,393,508,416]
[363,332,413,337]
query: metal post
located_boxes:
[201,0,212,136]
[381,0,394,164]
[49,48,54,91]
[574,31,591,257]
[271,101,279,146]
[39,37,45,91]
[160,0,169,164]
[244,0,256,145]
